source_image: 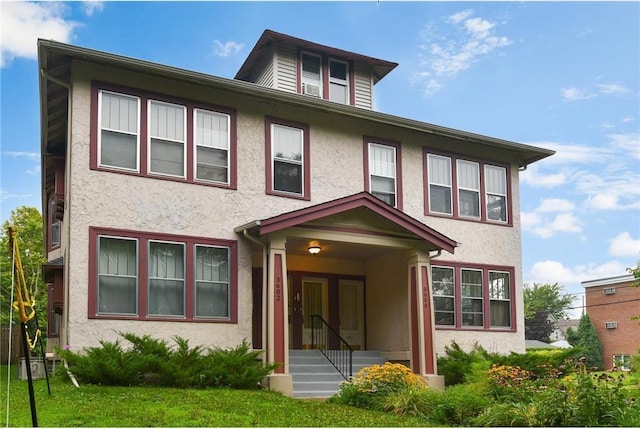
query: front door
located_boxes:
[339,280,364,350]
[302,277,328,349]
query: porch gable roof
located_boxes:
[240,192,458,254]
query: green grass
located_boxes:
[0,366,432,427]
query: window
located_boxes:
[329,59,349,104]
[432,266,455,326]
[485,165,507,222]
[98,91,139,171]
[427,154,452,215]
[92,83,236,189]
[265,117,310,200]
[613,355,632,371]
[194,109,230,184]
[424,150,510,224]
[148,101,186,177]
[89,227,237,322]
[489,271,511,328]
[431,264,514,330]
[366,139,402,208]
[461,269,483,327]
[49,197,60,250]
[301,52,322,97]
[457,160,480,218]
[298,51,353,105]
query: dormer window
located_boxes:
[329,59,349,104]
[299,51,352,105]
[301,53,322,97]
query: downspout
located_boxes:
[242,228,269,363]
[40,68,72,355]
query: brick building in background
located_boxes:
[582,274,640,370]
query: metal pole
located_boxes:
[20,322,38,427]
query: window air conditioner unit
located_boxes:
[604,321,617,329]
[603,287,616,295]
[302,83,320,97]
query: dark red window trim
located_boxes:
[431,261,516,332]
[88,226,238,323]
[423,148,513,226]
[363,136,403,210]
[296,49,355,106]
[90,81,237,190]
[264,116,311,201]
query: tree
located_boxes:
[524,282,574,320]
[0,206,47,329]
[627,260,640,323]
[525,310,554,342]
[567,314,603,370]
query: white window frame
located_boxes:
[194,244,230,319]
[97,235,139,316]
[147,240,186,317]
[148,100,187,178]
[485,164,508,223]
[613,354,632,371]
[328,58,350,104]
[193,109,231,185]
[368,142,397,207]
[301,52,322,98]
[97,90,140,172]
[461,268,484,327]
[432,266,456,326]
[271,123,305,196]
[427,154,453,215]
[457,159,481,219]
[488,270,511,328]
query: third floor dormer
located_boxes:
[234,30,398,110]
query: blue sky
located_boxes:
[1,1,638,317]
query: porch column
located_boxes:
[408,250,444,390]
[264,235,293,396]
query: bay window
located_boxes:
[431,264,514,330]
[90,227,237,322]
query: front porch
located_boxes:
[236,193,458,396]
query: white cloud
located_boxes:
[561,82,631,102]
[536,198,574,213]
[211,40,244,58]
[416,9,512,95]
[0,1,79,67]
[529,259,628,285]
[81,1,104,16]
[0,189,33,202]
[520,164,566,188]
[3,151,40,161]
[608,132,640,159]
[522,198,583,238]
[609,232,640,257]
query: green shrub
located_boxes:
[330,362,428,411]
[59,333,275,389]
[378,386,440,418]
[436,341,494,386]
[431,383,493,426]
[495,347,582,378]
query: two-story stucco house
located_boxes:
[39,29,553,396]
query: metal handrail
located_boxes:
[309,314,353,380]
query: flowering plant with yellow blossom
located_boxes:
[349,362,428,394]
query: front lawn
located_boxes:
[0,366,432,427]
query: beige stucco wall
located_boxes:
[62,58,525,355]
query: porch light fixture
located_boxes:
[308,246,321,254]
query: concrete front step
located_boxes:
[289,349,387,398]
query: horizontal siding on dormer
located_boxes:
[275,44,297,93]
[354,63,373,109]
